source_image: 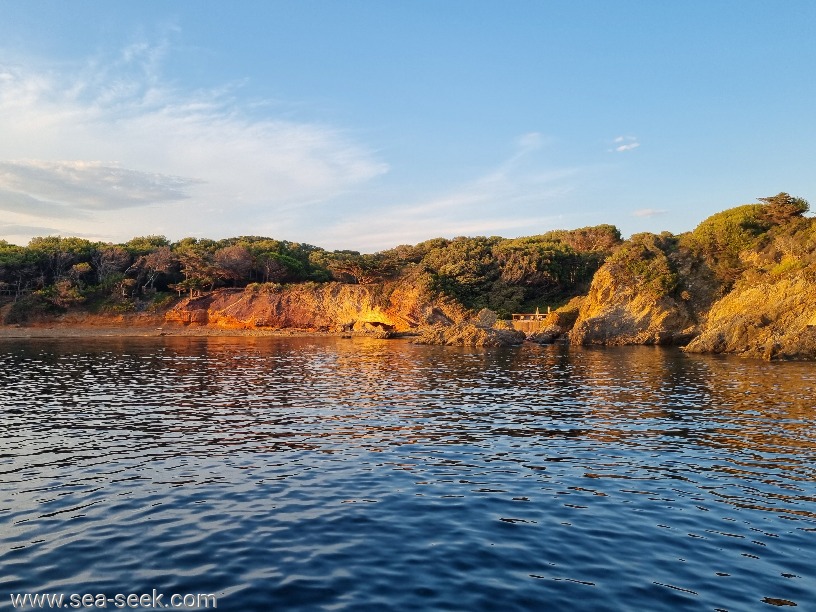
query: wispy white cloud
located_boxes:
[311,133,581,251]
[0,40,387,244]
[632,208,667,218]
[611,135,640,153]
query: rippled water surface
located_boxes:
[1,337,815,610]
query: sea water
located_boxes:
[1,337,814,610]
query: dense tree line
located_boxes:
[395,224,622,315]
[0,224,623,322]
[0,235,329,322]
[4,193,806,323]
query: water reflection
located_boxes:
[1,337,815,611]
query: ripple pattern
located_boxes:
[1,337,815,611]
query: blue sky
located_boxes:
[1,1,814,252]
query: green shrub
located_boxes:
[680,204,771,285]
[607,233,680,297]
[38,281,86,309]
[4,293,60,324]
[104,301,137,314]
[769,257,804,277]
[147,292,177,312]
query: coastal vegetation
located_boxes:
[2,192,815,358]
[0,223,620,323]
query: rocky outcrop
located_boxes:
[165,281,527,345]
[568,205,816,358]
[165,279,467,333]
[412,322,526,347]
[684,271,816,359]
[528,297,583,343]
[568,257,816,358]
[570,266,698,346]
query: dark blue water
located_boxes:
[1,337,814,610]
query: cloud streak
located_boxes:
[0,222,63,237]
[311,133,581,251]
[0,161,199,217]
[611,135,640,152]
[632,208,667,218]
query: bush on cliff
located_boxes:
[413,226,620,317]
[680,204,770,286]
[680,193,811,288]
[605,232,680,298]
[4,293,60,324]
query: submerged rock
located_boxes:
[526,326,561,344]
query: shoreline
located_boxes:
[0,323,380,340]
[0,309,389,339]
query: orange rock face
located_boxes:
[164,281,466,332]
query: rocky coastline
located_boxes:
[4,261,815,357]
[3,271,815,358]
[3,195,815,358]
